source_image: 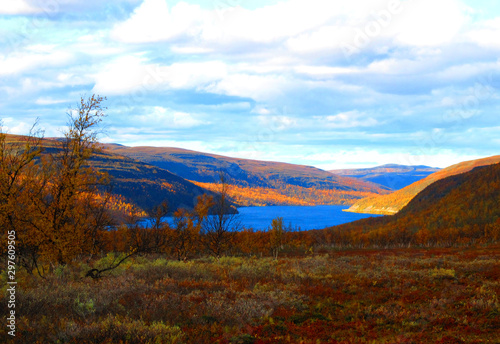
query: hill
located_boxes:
[329,164,440,190]
[3,134,213,213]
[88,149,214,212]
[102,144,390,206]
[345,155,500,215]
[322,162,500,246]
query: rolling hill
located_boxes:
[102,144,390,206]
[322,162,500,246]
[329,164,440,190]
[3,134,213,213]
[88,149,214,212]
[345,155,500,215]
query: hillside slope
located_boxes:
[323,162,500,246]
[345,155,500,215]
[89,149,213,212]
[330,164,440,190]
[103,145,390,206]
[4,135,212,213]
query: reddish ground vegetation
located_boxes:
[1,246,498,343]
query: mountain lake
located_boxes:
[159,205,383,231]
[236,205,382,230]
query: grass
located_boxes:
[1,246,499,343]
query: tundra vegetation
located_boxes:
[0,247,498,343]
[1,96,499,343]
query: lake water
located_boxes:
[156,205,382,231]
[236,205,382,231]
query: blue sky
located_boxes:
[1,0,499,169]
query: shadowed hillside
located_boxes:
[330,164,440,190]
[321,162,500,247]
[345,155,500,215]
[103,145,390,206]
[89,149,213,212]
[4,134,213,213]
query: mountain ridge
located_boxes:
[102,144,391,206]
[3,134,215,213]
[322,162,500,246]
[330,164,440,190]
[345,155,500,215]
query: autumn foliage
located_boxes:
[1,247,499,343]
[346,155,500,215]
[192,181,379,207]
[320,163,500,248]
[1,96,115,272]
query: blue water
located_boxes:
[152,205,382,231]
[236,205,382,231]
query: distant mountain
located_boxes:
[345,155,500,215]
[322,162,500,246]
[102,145,390,206]
[329,164,440,190]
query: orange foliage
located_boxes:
[191,181,380,207]
[348,154,500,215]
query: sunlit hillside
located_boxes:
[321,162,500,247]
[104,145,390,206]
[345,155,500,215]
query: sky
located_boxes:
[1,0,499,169]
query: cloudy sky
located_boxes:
[1,0,499,169]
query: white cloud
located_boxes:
[391,0,466,47]
[286,25,355,55]
[466,17,500,49]
[35,97,67,105]
[366,58,434,75]
[201,102,252,112]
[111,0,204,43]
[257,114,297,131]
[170,45,213,54]
[0,117,36,135]
[209,73,289,101]
[0,50,73,76]
[0,0,41,14]
[135,106,207,128]
[295,65,358,77]
[321,111,379,129]
[110,0,399,48]
[92,55,150,94]
[92,57,228,95]
[161,61,228,89]
[200,0,336,44]
[436,60,500,82]
[252,107,271,115]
